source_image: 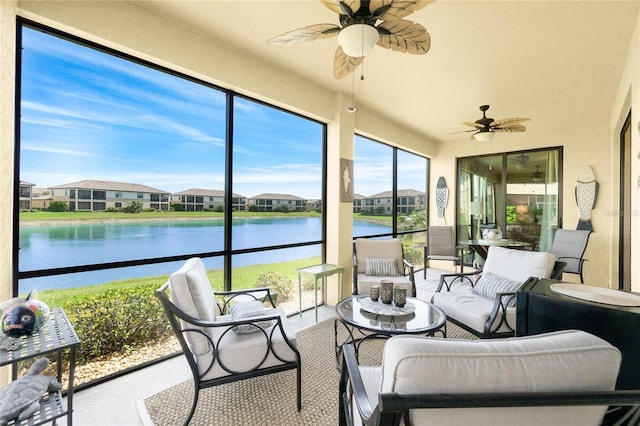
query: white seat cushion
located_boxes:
[380,330,621,426]
[356,274,412,296]
[416,269,474,302]
[483,246,555,281]
[432,291,515,334]
[351,366,382,426]
[198,308,297,381]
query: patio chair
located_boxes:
[423,225,464,279]
[353,238,416,297]
[430,246,563,338]
[550,228,592,283]
[339,330,640,426]
[155,257,301,425]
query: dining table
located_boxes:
[459,239,531,261]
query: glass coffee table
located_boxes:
[334,295,447,366]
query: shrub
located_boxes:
[48,201,67,212]
[254,271,295,302]
[60,283,171,363]
[123,200,143,213]
[403,246,423,266]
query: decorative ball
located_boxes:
[1,299,50,337]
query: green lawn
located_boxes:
[37,256,322,307]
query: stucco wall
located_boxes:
[612,11,640,293]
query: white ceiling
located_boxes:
[133,0,639,143]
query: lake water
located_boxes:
[19,217,391,292]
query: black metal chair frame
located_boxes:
[352,240,416,297]
[431,261,566,338]
[339,344,640,426]
[155,284,301,426]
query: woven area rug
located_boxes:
[142,318,476,426]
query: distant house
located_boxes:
[364,189,425,215]
[31,186,53,210]
[353,193,366,213]
[171,188,246,211]
[18,181,35,211]
[49,179,170,211]
[247,193,307,212]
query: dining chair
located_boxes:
[550,229,592,283]
[423,226,464,279]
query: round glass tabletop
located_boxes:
[335,295,446,334]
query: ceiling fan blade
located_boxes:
[462,121,482,129]
[494,124,527,132]
[492,117,530,127]
[321,0,359,16]
[333,46,364,79]
[377,20,430,54]
[268,24,340,46]
[374,0,436,20]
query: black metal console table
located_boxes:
[1,307,80,426]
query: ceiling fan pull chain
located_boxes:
[347,68,357,113]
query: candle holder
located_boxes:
[394,287,407,308]
[369,285,380,302]
[380,280,393,304]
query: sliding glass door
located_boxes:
[457,148,562,256]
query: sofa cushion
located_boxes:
[416,269,474,303]
[380,330,621,425]
[199,307,297,381]
[230,300,276,335]
[483,246,555,282]
[356,275,411,297]
[432,290,516,335]
[168,257,217,356]
[472,272,523,306]
[365,257,399,276]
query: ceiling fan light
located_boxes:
[338,24,378,57]
[473,131,494,142]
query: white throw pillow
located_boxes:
[365,257,399,276]
[472,272,523,306]
[230,300,276,335]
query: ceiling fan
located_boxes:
[532,165,544,182]
[268,0,434,79]
[511,154,531,170]
[461,105,530,141]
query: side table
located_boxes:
[297,263,344,322]
[1,307,80,426]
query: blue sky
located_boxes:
[20,27,425,200]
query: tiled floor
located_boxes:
[64,305,337,426]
